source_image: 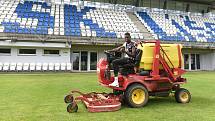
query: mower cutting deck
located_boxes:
[64,90,122,113]
[64,40,191,113]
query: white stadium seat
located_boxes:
[3,62,10,71]
[54,63,60,71]
[16,63,23,71]
[48,63,54,71]
[0,62,3,71]
[60,63,66,71]
[30,63,36,71]
[42,63,48,71]
[10,63,16,71]
[66,63,72,71]
[36,63,42,71]
[23,63,29,71]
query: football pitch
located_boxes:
[0,71,215,121]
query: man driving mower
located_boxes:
[106,32,136,87]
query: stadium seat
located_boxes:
[66,63,72,71]
[23,63,29,71]
[60,63,66,71]
[29,63,36,71]
[16,63,23,71]
[0,62,3,71]
[3,63,10,72]
[48,63,54,71]
[36,63,42,71]
[54,63,60,71]
[10,63,16,71]
[42,63,48,71]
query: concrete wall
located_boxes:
[0,41,70,63]
[0,47,70,63]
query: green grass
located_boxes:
[0,71,215,121]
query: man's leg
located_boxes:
[109,58,130,87]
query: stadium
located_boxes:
[0,0,215,72]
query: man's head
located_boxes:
[124,32,131,43]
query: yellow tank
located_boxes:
[137,43,183,70]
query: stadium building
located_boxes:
[0,0,215,72]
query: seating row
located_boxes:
[0,62,73,71]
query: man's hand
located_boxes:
[120,47,125,53]
[104,50,111,54]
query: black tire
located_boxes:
[67,103,78,113]
[64,94,74,103]
[124,83,149,108]
[175,88,191,103]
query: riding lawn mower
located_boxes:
[64,40,191,113]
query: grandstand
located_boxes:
[0,0,214,71]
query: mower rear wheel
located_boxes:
[64,94,74,103]
[67,103,78,113]
[175,88,191,103]
[125,84,149,108]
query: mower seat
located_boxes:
[120,63,135,76]
[134,49,142,67]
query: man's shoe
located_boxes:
[109,81,119,87]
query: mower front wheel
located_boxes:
[67,102,78,113]
[64,94,74,103]
[125,84,149,108]
[175,88,191,103]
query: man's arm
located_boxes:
[107,45,124,52]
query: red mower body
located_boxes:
[97,40,187,93]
